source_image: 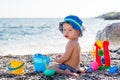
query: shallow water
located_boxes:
[0,18,120,55]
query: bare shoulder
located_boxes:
[68,40,79,48]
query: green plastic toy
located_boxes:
[99,65,110,70]
[43,60,56,76]
[98,49,104,56]
[43,69,56,76]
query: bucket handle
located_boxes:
[43,60,48,69]
[8,63,25,71]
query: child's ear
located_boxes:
[76,30,80,34]
[76,30,80,36]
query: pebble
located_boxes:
[0,53,120,80]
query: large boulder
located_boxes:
[96,22,120,48]
[97,12,120,20]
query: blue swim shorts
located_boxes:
[59,64,77,73]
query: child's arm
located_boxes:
[55,43,74,63]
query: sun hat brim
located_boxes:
[59,21,84,36]
[58,15,85,37]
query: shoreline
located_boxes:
[0,52,120,80]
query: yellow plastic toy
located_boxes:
[96,40,103,48]
[90,40,103,59]
[90,46,96,58]
[8,60,25,75]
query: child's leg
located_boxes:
[55,66,78,77]
[48,64,58,69]
[65,69,78,77]
[48,64,78,77]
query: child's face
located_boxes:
[62,22,80,39]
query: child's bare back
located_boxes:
[63,39,80,69]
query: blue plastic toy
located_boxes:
[86,65,92,72]
[107,65,119,75]
[33,53,50,73]
[101,56,105,64]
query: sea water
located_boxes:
[0,18,119,55]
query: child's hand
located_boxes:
[55,54,63,63]
[55,57,59,63]
[56,54,62,58]
[55,54,62,63]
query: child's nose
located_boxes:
[64,31,68,35]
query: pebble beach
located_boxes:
[0,52,120,80]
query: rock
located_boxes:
[96,22,120,48]
[97,12,120,20]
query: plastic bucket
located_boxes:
[33,53,50,73]
[8,60,25,75]
[90,62,99,71]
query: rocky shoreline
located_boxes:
[0,52,120,80]
[97,12,120,20]
[96,22,120,49]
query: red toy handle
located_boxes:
[103,40,110,66]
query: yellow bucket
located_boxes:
[8,60,25,75]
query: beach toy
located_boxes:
[8,60,25,75]
[101,56,105,64]
[94,40,111,67]
[43,69,56,76]
[87,65,92,72]
[95,40,103,48]
[87,62,98,72]
[107,65,119,75]
[98,49,104,56]
[90,46,96,58]
[90,62,99,71]
[103,41,111,66]
[33,53,50,73]
[99,65,110,70]
[43,55,56,76]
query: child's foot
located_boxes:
[77,68,86,73]
[65,69,78,77]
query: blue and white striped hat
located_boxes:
[59,15,85,36]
